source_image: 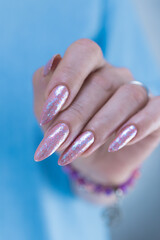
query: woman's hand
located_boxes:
[33,39,160,186]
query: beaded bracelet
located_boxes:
[63,164,140,197]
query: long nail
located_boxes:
[43,54,61,77]
[108,125,137,152]
[34,123,69,162]
[40,85,69,125]
[58,131,95,166]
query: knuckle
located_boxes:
[57,64,83,83]
[117,67,134,81]
[60,64,77,78]
[74,38,103,58]
[123,84,146,105]
[91,71,116,93]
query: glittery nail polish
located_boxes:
[40,85,69,125]
[43,54,61,77]
[58,131,95,166]
[108,125,137,152]
[34,123,69,162]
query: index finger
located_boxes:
[40,39,105,125]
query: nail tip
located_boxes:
[58,160,68,166]
[108,148,116,153]
[39,116,52,126]
[108,143,121,152]
[58,157,64,166]
[108,148,112,152]
[34,123,70,165]
[39,122,43,126]
[34,149,47,162]
[58,156,70,166]
[108,146,114,152]
[34,159,39,162]
[58,161,63,166]
[39,114,45,126]
[39,112,47,125]
[34,155,46,162]
[34,155,40,162]
[39,121,45,126]
[34,151,42,162]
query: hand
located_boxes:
[33,39,160,186]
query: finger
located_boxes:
[58,82,148,165]
[40,39,105,125]
[34,66,127,161]
[108,96,160,152]
[33,55,62,121]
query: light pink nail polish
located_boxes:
[34,123,69,162]
[40,85,69,125]
[108,125,137,152]
[43,54,61,77]
[58,131,95,166]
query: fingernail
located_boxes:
[43,54,61,77]
[108,125,137,152]
[58,131,95,166]
[40,85,69,125]
[34,123,69,162]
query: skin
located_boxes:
[33,38,160,189]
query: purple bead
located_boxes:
[119,185,128,194]
[70,170,80,180]
[77,178,86,185]
[94,184,104,193]
[105,187,114,195]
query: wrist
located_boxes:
[63,163,140,205]
[71,159,138,186]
